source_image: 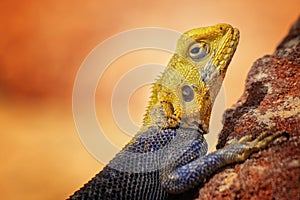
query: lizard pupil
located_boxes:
[191,47,200,54]
[181,85,194,102]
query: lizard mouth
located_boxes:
[201,26,240,83]
[217,27,240,70]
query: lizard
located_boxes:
[68,24,287,200]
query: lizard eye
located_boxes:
[188,42,208,61]
[181,85,194,102]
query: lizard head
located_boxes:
[143,24,239,133]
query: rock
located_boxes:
[195,16,300,200]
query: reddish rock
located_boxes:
[196,17,300,200]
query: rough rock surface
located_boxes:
[195,17,300,200]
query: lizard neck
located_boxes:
[139,57,214,134]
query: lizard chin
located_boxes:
[180,116,208,134]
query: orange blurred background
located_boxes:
[0,0,299,199]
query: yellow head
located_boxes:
[142,24,239,133]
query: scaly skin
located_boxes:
[69,24,286,199]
